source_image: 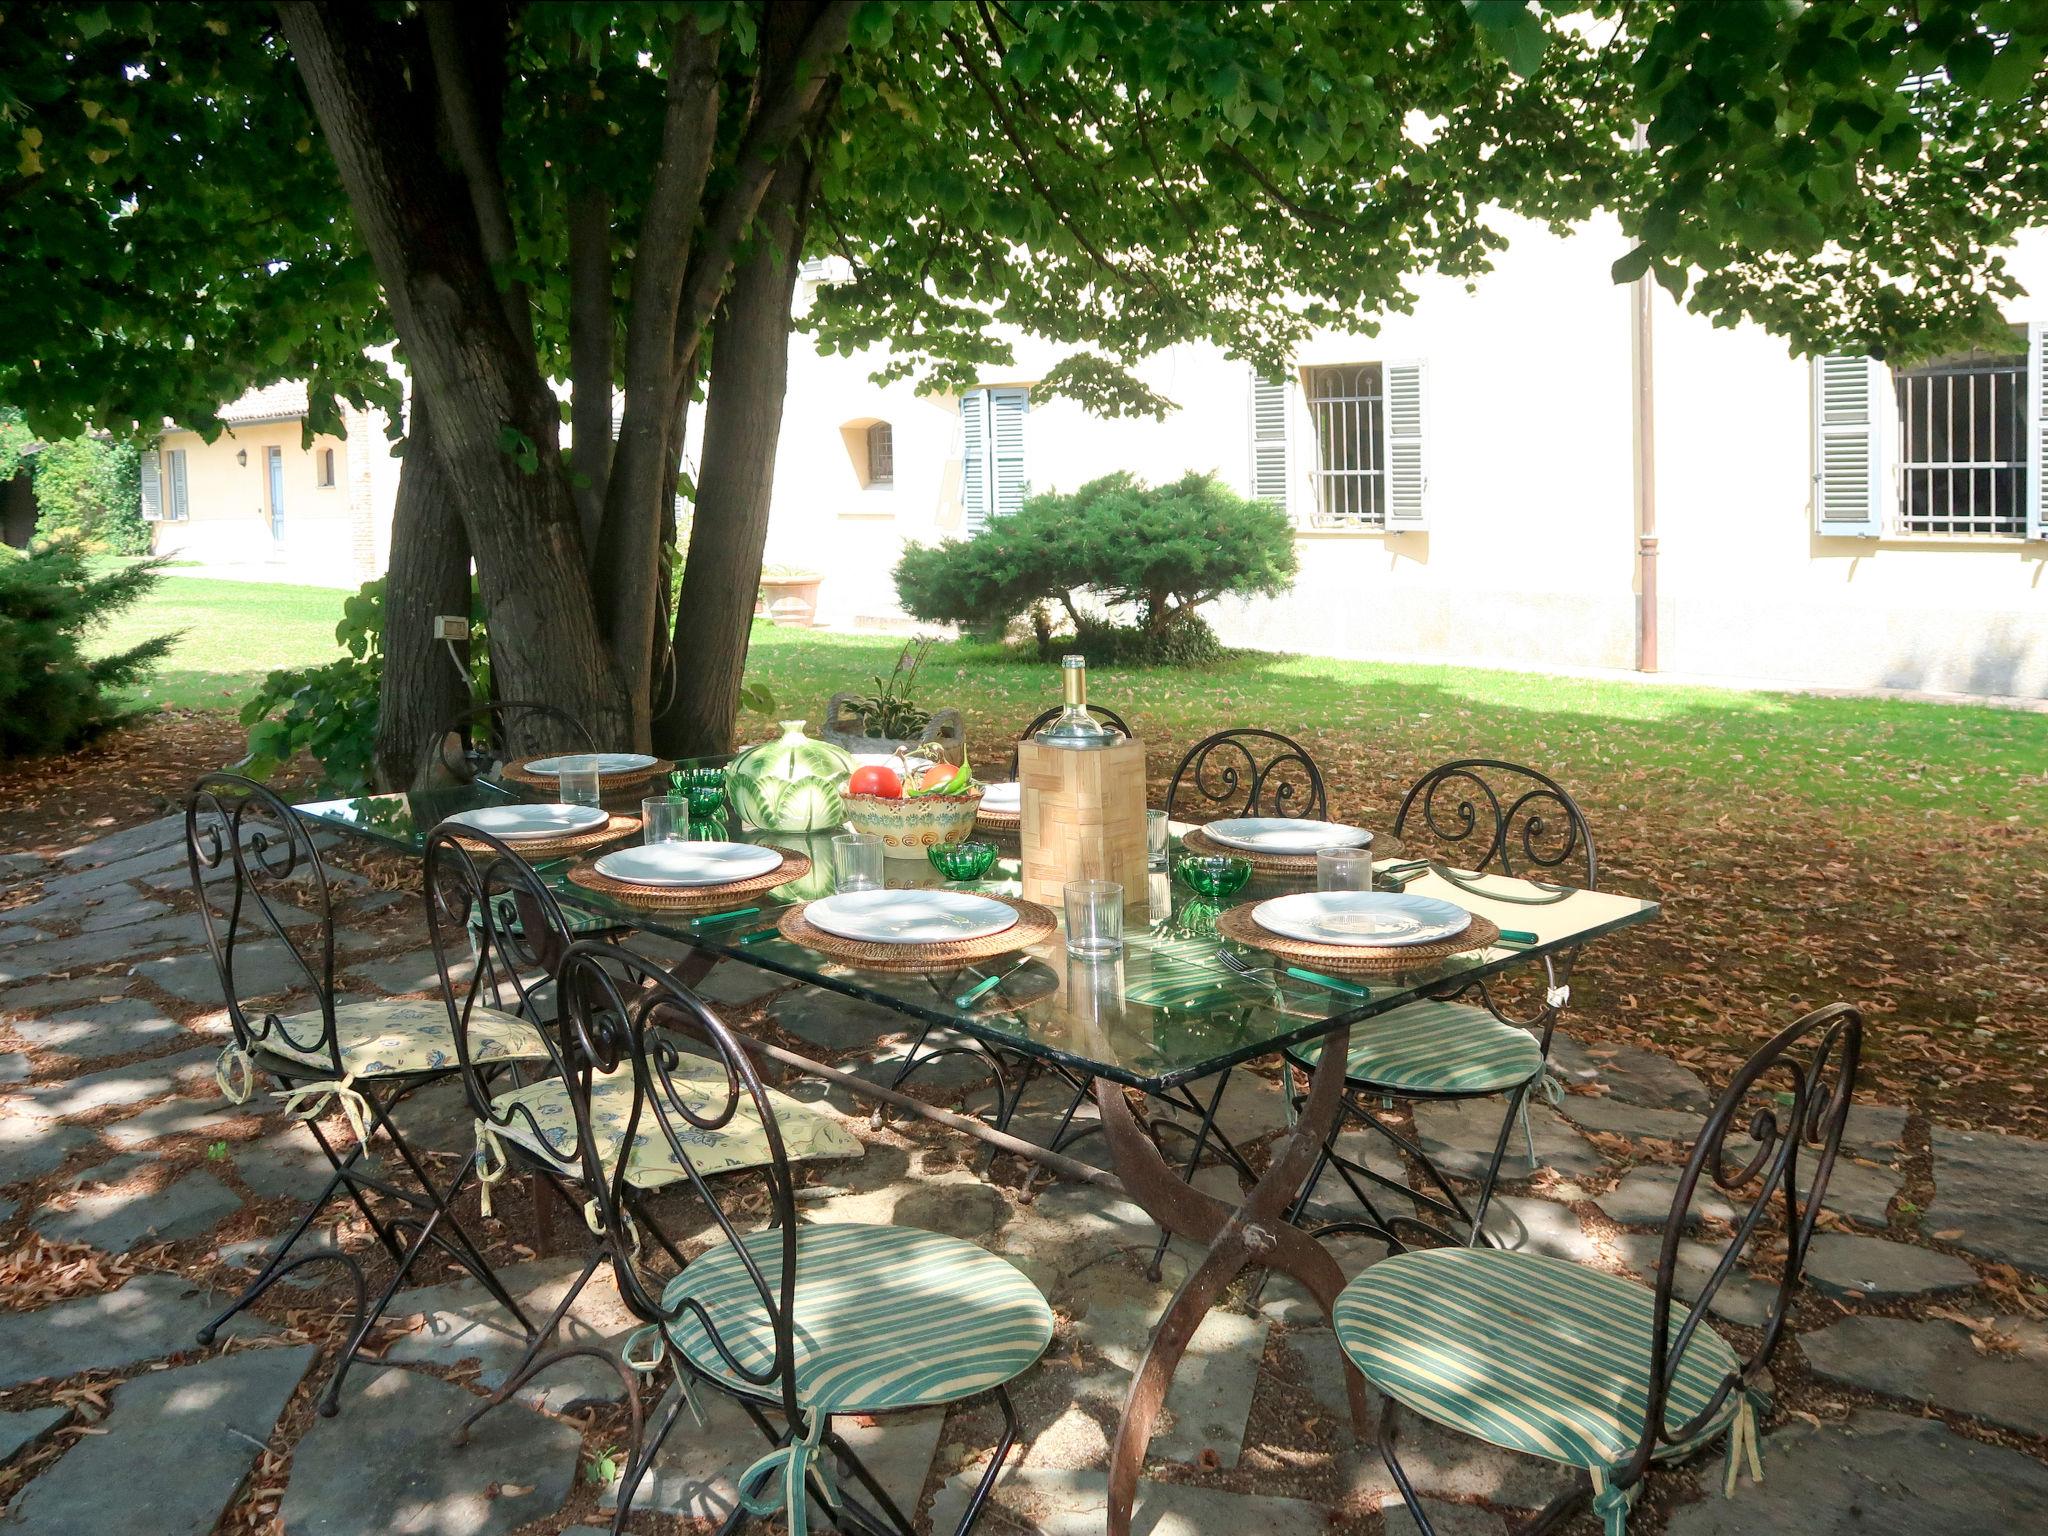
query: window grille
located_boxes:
[1895,337,2028,536]
[1305,364,1385,527]
[866,421,893,486]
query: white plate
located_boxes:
[523,752,659,776]
[442,803,611,842]
[805,889,1019,945]
[1203,818,1373,855]
[1252,891,1471,948]
[593,842,782,888]
[980,782,1021,811]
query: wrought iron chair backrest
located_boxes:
[185,773,342,1075]
[1626,1002,1861,1487]
[557,942,802,1427]
[1392,758,1597,890]
[1165,728,1328,822]
[424,700,596,786]
[1007,703,1133,777]
[422,825,575,1122]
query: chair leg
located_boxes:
[1463,1081,1536,1247]
[610,1377,691,1535]
[451,1244,608,1443]
[1379,1397,1439,1536]
[945,1385,1022,1536]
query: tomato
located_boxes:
[913,761,959,794]
[846,764,902,799]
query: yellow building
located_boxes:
[143,382,399,585]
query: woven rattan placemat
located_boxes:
[564,850,812,911]
[449,812,640,860]
[501,756,675,792]
[1181,824,1368,876]
[775,895,1058,973]
[1216,901,1500,975]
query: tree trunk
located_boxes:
[653,154,813,758]
[567,184,614,558]
[279,2,631,746]
[373,400,472,790]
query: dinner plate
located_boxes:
[804,889,1020,945]
[980,781,1021,811]
[1252,891,1471,948]
[1203,817,1373,855]
[523,752,659,776]
[592,842,782,888]
[442,803,611,842]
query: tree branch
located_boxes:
[568,183,613,558]
[421,2,531,351]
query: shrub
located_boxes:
[0,542,173,760]
[30,436,148,555]
[894,470,1295,665]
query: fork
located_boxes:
[1218,947,1371,999]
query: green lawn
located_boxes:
[91,573,2046,824]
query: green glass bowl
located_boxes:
[674,767,728,819]
[928,839,999,881]
[1174,852,1252,899]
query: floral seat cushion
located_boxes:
[485,1061,862,1189]
[661,1223,1053,1414]
[1336,1247,1744,1475]
[1287,1000,1543,1095]
[256,998,548,1078]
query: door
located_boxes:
[266,446,285,545]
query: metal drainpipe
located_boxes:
[1630,236,1660,674]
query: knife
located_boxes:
[732,924,783,945]
[690,906,762,927]
[1280,966,1372,999]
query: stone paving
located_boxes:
[0,811,2046,1534]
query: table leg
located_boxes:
[1095,1026,1371,1536]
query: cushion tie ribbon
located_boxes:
[620,1323,706,1429]
[1546,983,1571,1010]
[1722,1390,1764,1497]
[737,1405,837,1536]
[474,1121,510,1218]
[215,1044,257,1105]
[275,1072,373,1148]
[1587,1466,1636,1536]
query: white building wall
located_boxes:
[763,216,2048,699]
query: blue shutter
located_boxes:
[1812,354,1884,537]
[2029,322,2046,542]
[960,390,989,532]
[139,449,163,522]
[168,449,189,520]
[990,387,1029,519]
[1381,361,1427,530]
[1249,371,1290,508]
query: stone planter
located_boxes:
[756,574,822,627]
[821,694,966,764]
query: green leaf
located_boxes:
[1610,243,1652,285]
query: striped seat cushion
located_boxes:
[662,1224,1053,1414]
[1288,1000,1542,1094]
[1336,1248,1743,1472]
[486,1063,861,1189]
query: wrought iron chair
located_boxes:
[189,774,546,1414]
[1003,702,1132,777]
[1164,727,1328,822]
[459,943,1051,1536]
[422,699,595,786]
[1344,1002,1863,1536]
[1284,758,1597,1246]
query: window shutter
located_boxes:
[1249,371,1289,508]
[139,449,163,522]
[1812,353,1885,536]
[2029,321,2046,541]
[990,386,1029,519]
[168,449,189,520]
[1381,360,1428,529]
[959,389,988,531]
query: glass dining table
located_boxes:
[294,773,1661,1536]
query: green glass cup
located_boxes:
[928,839,999,882]
[1174,852,1252,899]
[674,767,729,820]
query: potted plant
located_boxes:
[822,636,966,762]
[756,563,824,626]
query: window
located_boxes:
[1895,335,2027,537]
[865,422,893,486]
[317,446,337,487]
[960,386,1029,532]
[1306,364,1384,526]
[1812,329,2045,540]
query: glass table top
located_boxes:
[294,786,1660,1092]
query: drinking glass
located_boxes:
[1145,809,1171,870]
[556,757,603,807]
[641,795,689,845]
[832,832,884,893]
[1316,846,1375,892]
[1064,879,1124,958]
